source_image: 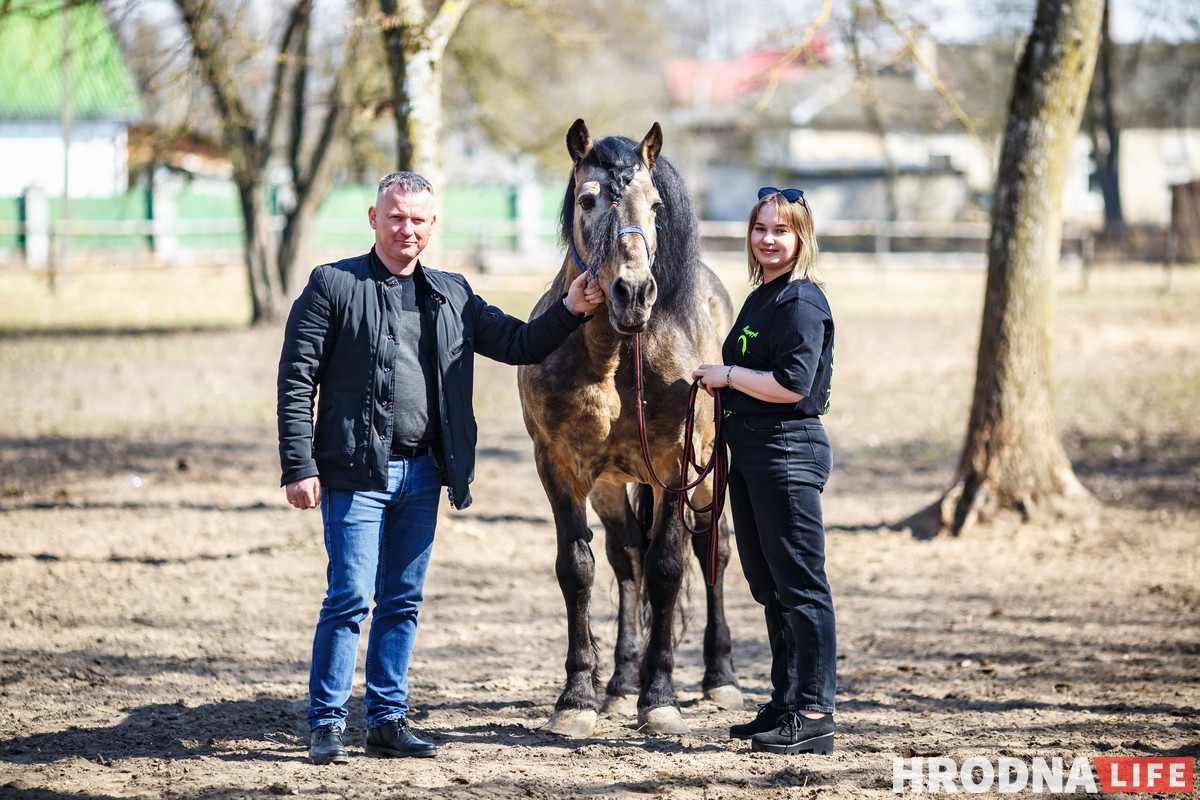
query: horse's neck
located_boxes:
[581,314,626,375]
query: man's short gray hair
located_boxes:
[377,171,433,200]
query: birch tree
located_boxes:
[376,0,471,197]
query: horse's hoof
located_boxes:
[602,693,638,717]
[539,708,598,738]
[637,705,690,735]
[704,684,744,710]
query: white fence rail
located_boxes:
[1,213,1099,269]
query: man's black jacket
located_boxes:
[278,249,586,509]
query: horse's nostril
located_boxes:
[631,278,656,308]
[609,278,630,306]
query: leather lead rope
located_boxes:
[634,333,728,586]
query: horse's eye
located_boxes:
[651,201,663,214]
[579,196,596,211]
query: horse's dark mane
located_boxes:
[559,135,703,323]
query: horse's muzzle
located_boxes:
[606,274,656,334]
[613,320,649,335]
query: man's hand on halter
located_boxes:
[564,270,604,316]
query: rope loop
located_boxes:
[633,333,728,585]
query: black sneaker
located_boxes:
[750,712,835,755]
[308,724,350,765]
[729,703,788,740]
[365,717,438,758]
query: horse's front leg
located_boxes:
[590,481,648,717]
[535,448,601,738]
[638,487,690,735]
[687,484,743,710]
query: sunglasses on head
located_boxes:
[758,187,805,203]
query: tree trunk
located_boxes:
[376,0,470,195]
[278,202,316,298]
[914,0,1104,537]
[174,0,366,324]
[174,0,295,326]
[402,40,447,196]
[278,0,367,293]
[378,0,412,169]
[1088,0,1123,231]
[375,0,469,269]
[239,179,284,325]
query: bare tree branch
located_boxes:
[871,0,995,161]
[756,0,832,111]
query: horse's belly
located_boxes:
[595,464,643,485]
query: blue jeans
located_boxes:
[308,454,442,732]
[725,415,836,714]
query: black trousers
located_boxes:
[725,414,836,713]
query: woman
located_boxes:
[693,187,836,755]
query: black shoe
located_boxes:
[730,703,788,740]
[309,724,350,765]
[365,718,438,758]
[750,712,835,755]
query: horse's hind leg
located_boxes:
[536,454,602,737]
[590,482,647,717]
[689,502,743,710]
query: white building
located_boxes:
[0,1,141,198]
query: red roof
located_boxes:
[664,37,828,106]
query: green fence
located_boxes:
[0,182,564,260]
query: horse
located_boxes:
[517,118,742,736]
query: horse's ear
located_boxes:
[567,118,592,164]
[638,122,663,172]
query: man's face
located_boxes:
[369,186,437,275]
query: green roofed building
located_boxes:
[0,0,141,196]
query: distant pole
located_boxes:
[56,0,73,288]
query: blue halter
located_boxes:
[570,225,656,274]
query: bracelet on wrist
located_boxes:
[726,365,734,387]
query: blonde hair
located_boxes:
[745,193,822,288]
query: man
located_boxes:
[277,171,601,765]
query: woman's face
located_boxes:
[750,203,799,281]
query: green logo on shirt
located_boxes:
[738,326,759,356]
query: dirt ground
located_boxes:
[0,261,1196,799]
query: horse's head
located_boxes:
[564,118,662,334]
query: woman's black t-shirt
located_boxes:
[720,274,834,418]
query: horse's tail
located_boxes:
[627,483,654,545]
[626,483,653,630]
[627,483,692,647]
